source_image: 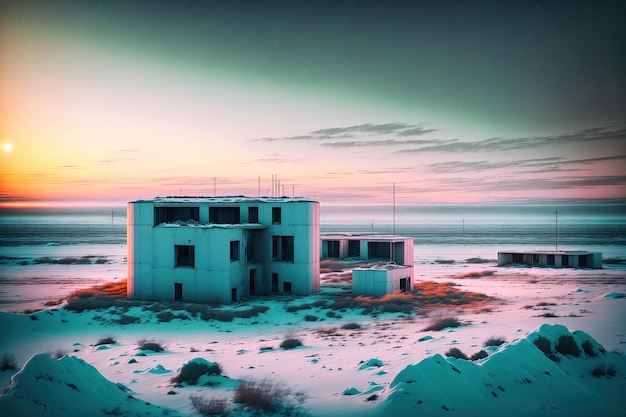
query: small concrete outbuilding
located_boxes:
[352,263,413,298]
[498,250,602,269]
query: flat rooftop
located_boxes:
[321,233,412,241]
[132,196,317,204]
[354,262,412,271]
[498,250,600,256]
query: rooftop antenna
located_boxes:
[555,209,558,251]
[393,182,396,237]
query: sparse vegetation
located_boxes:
[304,314,318,322]
[49,349,68,359]
[470,350,489,361]
[591,364,618,378]
[116,314,140,325]
[285,303,312,313]
[465,257,494,264]
[445,347,468,360]
[423,316,462,331]
[582,340,597,357]
[280,333,302,349]
[138,339,165,352]
[555,335,581,357]
[340,322,361,330]
[171,360,222,385]
[484,337,506,347]
[1,353,17,371]
[215,310,236,322]
[233,378,304,413]
[452,270,496,279]
[156,311,190,322]
[190,394,229,416]
[533,336,552,355]
[95,336,117,346]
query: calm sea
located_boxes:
[1,204,624,312]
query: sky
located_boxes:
[1,0,625,207]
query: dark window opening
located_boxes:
[272,273,279,293]
[154,206,199,226]
[231,288,237,302]
[175,245,195,268]
[327,240,340,258]
[248,206,259,223]
[368,241,390,260]
[562,255,569,267]
[230,240,240,261]
[209,206,240,224]
[532,254,539,264]
[348,240,360,257]
[174,283,182,301]
[512,253,523,263]
[272,207,281,224]
[547,254,555,266]
[400,278,409,293]
[392,242,405,264]
[272,235,294,262]
[249,269,256,295]
[283,282,292,292]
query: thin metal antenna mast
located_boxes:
[555,210,558,251]
[393,182,396,237]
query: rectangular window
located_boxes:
[327,240,340,258]
[283,282,292,292]
[209,206,241,224]
[248,206,259,223]
[272,207,281,224]
[174,283,182,301]
[272,236,294,262]
[348,240,360,257]
[367,241,390,260]
[562,255,569,267]
[175,245,195,268]
[230,240,240,261]
[154,206,199,226]
[272,273,278,293]
[547,254,555,266]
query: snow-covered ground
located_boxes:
[1,263,625,416]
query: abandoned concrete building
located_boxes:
[127,197,320,304]
[497,250,602,269]
[321,233,415,295]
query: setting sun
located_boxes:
[2,142,13,153]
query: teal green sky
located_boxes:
[1,0,625,206]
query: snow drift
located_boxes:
[0,353,176,417]
[375,324,625,417]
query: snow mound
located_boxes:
[359,358,384,370]
[604,292,625,299]
[0,354,176,417]
[377,324,625,417]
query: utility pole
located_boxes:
[555,210,558,251]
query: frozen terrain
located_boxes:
[1,263,625,416]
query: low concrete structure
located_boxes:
[321,233,414,275]
[498,250,602,269]
[352,263,413,297]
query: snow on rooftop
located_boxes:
[132,195,317,204]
